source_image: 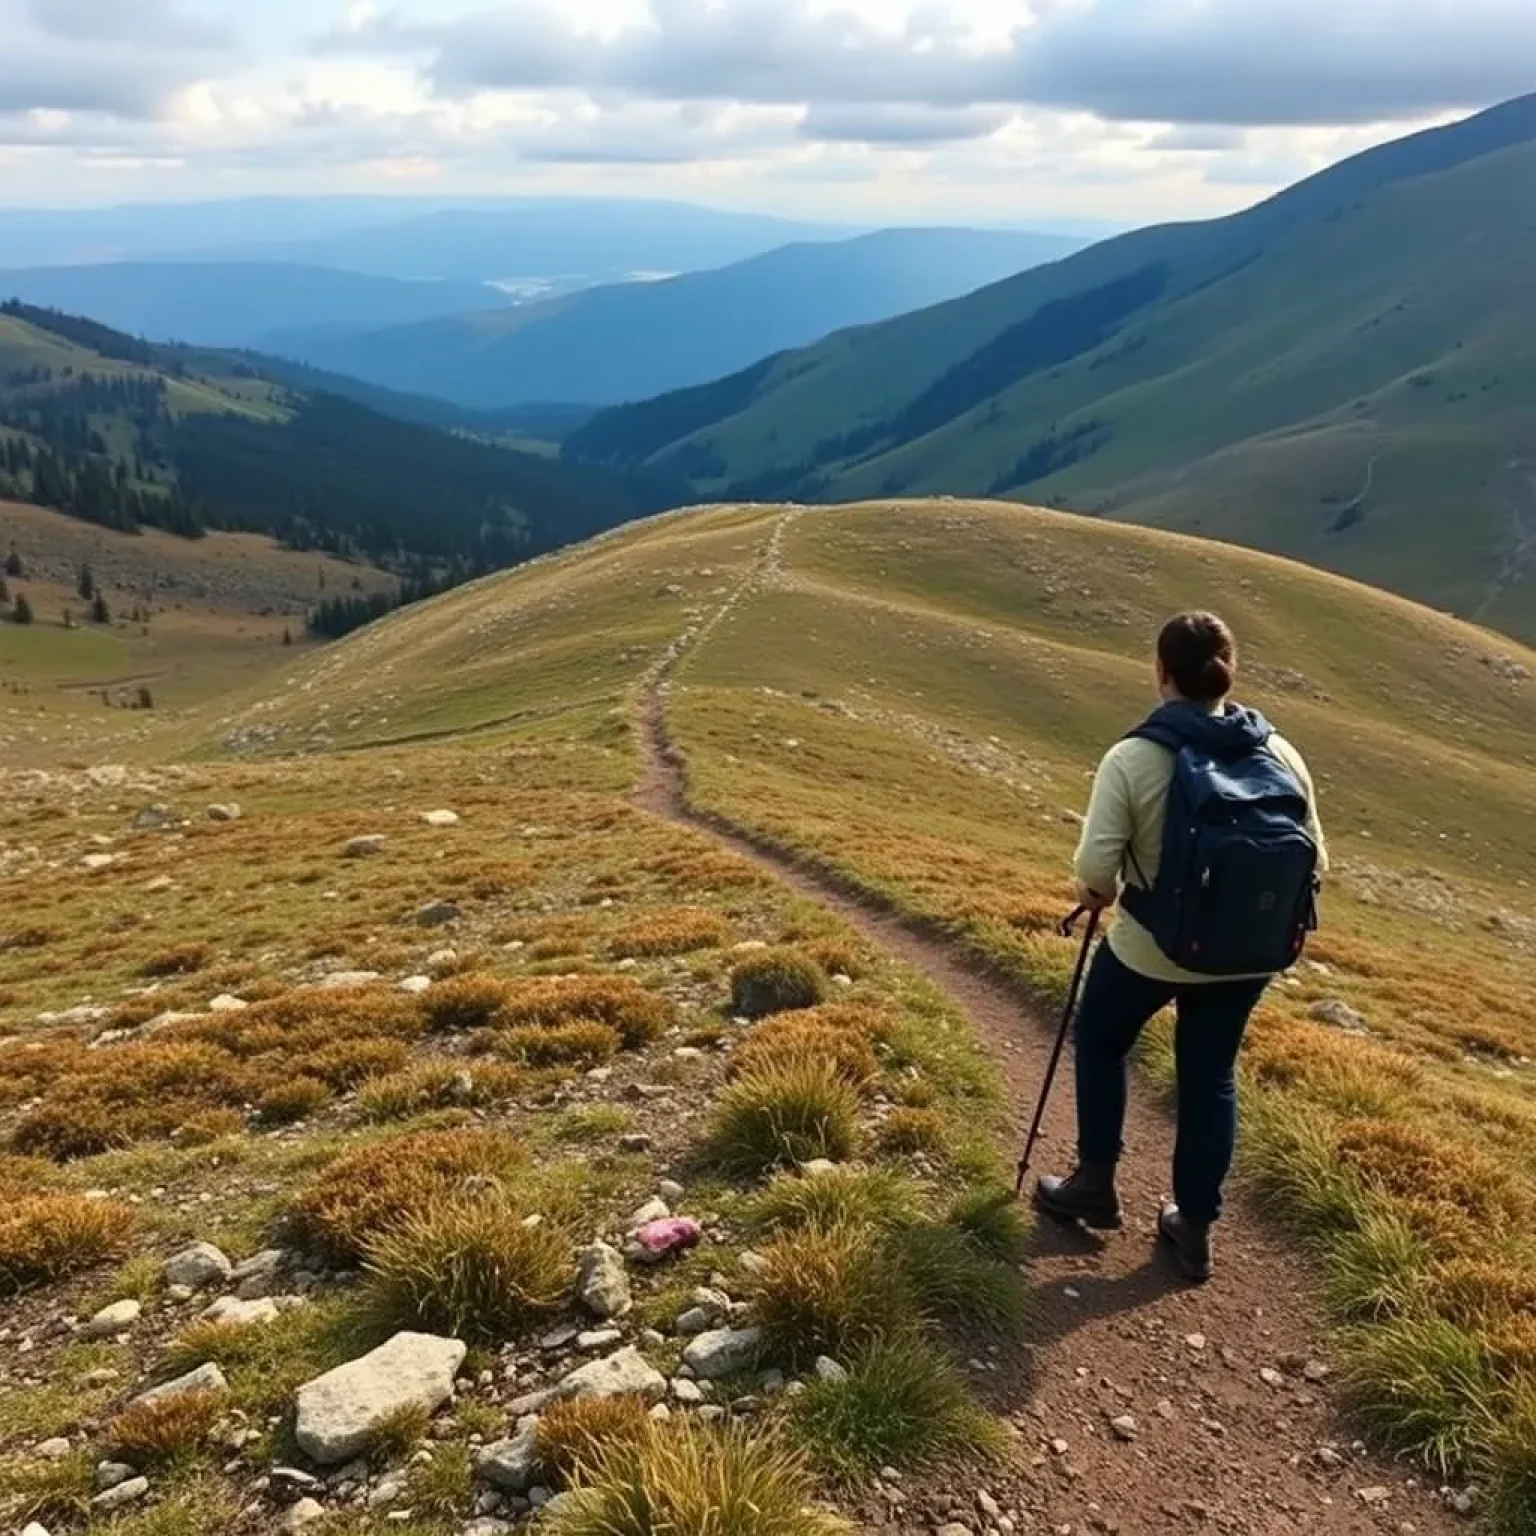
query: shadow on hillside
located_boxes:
[1022,1221,1187,1349]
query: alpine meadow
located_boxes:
[2,58,1536,1536]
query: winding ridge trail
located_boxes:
[630,516,1459,1536]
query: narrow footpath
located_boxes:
[629,523,1459,1535]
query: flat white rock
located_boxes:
[199,1295,279,1327]
[132,1362,229,1407]
[552,1345,665,1405]
[294,1331,466,1465]
[83,1299,142,1339]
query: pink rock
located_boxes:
[633,1218,702,1261]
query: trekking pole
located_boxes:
[1014,905,1102,1195]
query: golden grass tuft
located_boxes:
[877,1108,947,1156]
[731,1021,878,1093]
[1336,1119,1530,1233]
[364,1195,574,1344]
[750,1224,907,1367]
[533,1395,653,1486]
[496,975,674,1047]
[545,1419,845,1536]
[256,1077,332,1126]
[357,1059,524,1122]
[288,1127,526,1263]
[418,973,515,1032]
[710,1058,861,1177]
[490,1022,621,1068]
[611,907,730,958]
[730,948,828,1018]
[108,1390,226,1467]
[139,940,214,977]
[0,1194,134,1295]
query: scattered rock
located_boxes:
[231,1249,286,1298]
[626,1196,671,1229]
[1184,1333,1207,1352]
[681,1327,761,1381]
[280,1497,327,1532]
[205,804,241,822]
[1260,1367,1285,1388]
[134,805,182,831]
[577,1329,623,1351]
[814,1356,849,1385]
[1356,1487,1391,1506]
[421,810,461,827]
[207,994,248,1013]
[1303,1359,1331,1382]
[270,1466,323,1497]
[476,1425,538,1492]
[83,1299,142,1339]
[94,1461,136,1491]
[737,1251,769,1277]
[342,835,386,858]
[552,1346,667,1405]
[34,1437,71,1460]
[90,1477,149,1512]
[319,970,382,990]
[618,1133,653,1153]
[1309,998,1368,1032]
[1109,1414,1138,1441]
[398,975,432,995]
[80,853,117,871]
[413,900,461,928]
[799,1159,839,1177]
[199,1295,279,1328]
[671,1378,704,1405]
[576,1242,633,1320]
[21,1521,55,1536]
[629,1217,702,1263]
[163,1242,232,1289]
[657,1179,686,1202]
[294,1332,467,1465]
[131,1362,229,1407]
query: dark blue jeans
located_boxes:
[1074,942,1269,1224]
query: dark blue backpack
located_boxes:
[1120,702,1319,976]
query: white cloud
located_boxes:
[0,0,1530,217]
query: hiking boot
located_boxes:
[1158,1203,1213,1283]
[1033,1161,1123,1229]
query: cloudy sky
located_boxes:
[1,0,1531,222]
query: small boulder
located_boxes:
[412,900,461,928]
[22,1523,56,1536]
[576,1242,632,1320]
[681,1327,761,1381]
[475,1424,538,1492]
[207,994,248,1013]
[421,810,461,827]
[318,970,381,990]
[83,1299,142,1339]
[133,805,182,831]
[81,853,117,871]
[163,1242,232,1290]
[397,975,432,995]
[626,1196,671,1230]
[343,835,386,858]
[34,1437,72,1460]
[94,1461,136,1491]
[131,1362,228,1408]
[552,1346,666,1405]
[205,804,241,822]
[90,1477,149,1513]
[814,1356,848,1385]
[1309,998,1368,1032]
[199,1295,279,1328]
[294,1331,466,1465]
[231,1248,286,1299]
[279,1497,327,1532]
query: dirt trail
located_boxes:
[631,515,1459,1536]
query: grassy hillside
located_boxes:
[198,497,1536,1523]
[273,228,1085,411]
[567,96,1536,639]
[0,500,396,767]
[0,303,670,575]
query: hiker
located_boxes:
[1035,611,1327,1281]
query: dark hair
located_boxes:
[1157,611,1236,703]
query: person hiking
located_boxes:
[1034,611,1327,1282]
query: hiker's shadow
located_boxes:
[1023,1221,1188,1349]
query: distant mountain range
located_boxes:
[0,197,856,282]
[564,94,1536,640]
[271,228,1086,409]
[0,262,510,351]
